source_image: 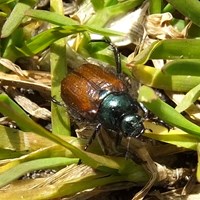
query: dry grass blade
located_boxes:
[0,72,51,96]
[0,58,27,76]
[7,87,51,120]
[0,164,136,200]
[121,138,158,200]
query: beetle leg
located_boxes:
[50,96,67,108]
[114,131,123,150]
[84,123,101,151]
[149,118,171,131]
[78,124,101,165]
[138,101,171,131]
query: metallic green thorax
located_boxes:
[98,92,144,137]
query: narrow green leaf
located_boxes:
[149,0,163,14]
[175,83,200,113]
[1,0,36,38]
[0,157,79,188]
[131,64,200,92]
[166,0,200,27]
[0,0,15,3]
[0,165,148,199]
[151,39,200,59]
[0,124,28,152]
[25,9,78,26]
[197,144,200,182]
[86,0,144,27]
[50,0,71,135]
[17,26,85,55]
[144,122,200,151]
[163,59,200,76]
[132,39,200,64]
[187,24,200,38]
[162,3,175,13]
[0,148,25,160]
[17,25,122,56]
[138,86,200,138]
[1,27,25,61]
[91,0,104,10]
[0,146,68,173]
[104,0,118,7]
[85,25,123,37]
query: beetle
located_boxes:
[61,40,144,150]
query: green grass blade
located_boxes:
[0,157,79,188]
[17,25,122,56]
[50,0,70,136]
[0,149,25,160]
[0,164,148,199]
[166,0,200,27]
[0,0,15,3]
[91,0,104,10]
[162,3,175,13]
[132,39,200,64]
[197,144,200,182]
[86,0,144,27]
[151,39,200,59]
[17,26,86,56]
[138,86,200,138]
[144,122,200,151]
[0,145,69,173]
[163,59,200,76]
[25,9,78,26]
[175,83,200,113]
[1,0,36,38]
[132,64,200,92]
[149,0,163,14]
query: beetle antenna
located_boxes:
[90,37,121,75]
